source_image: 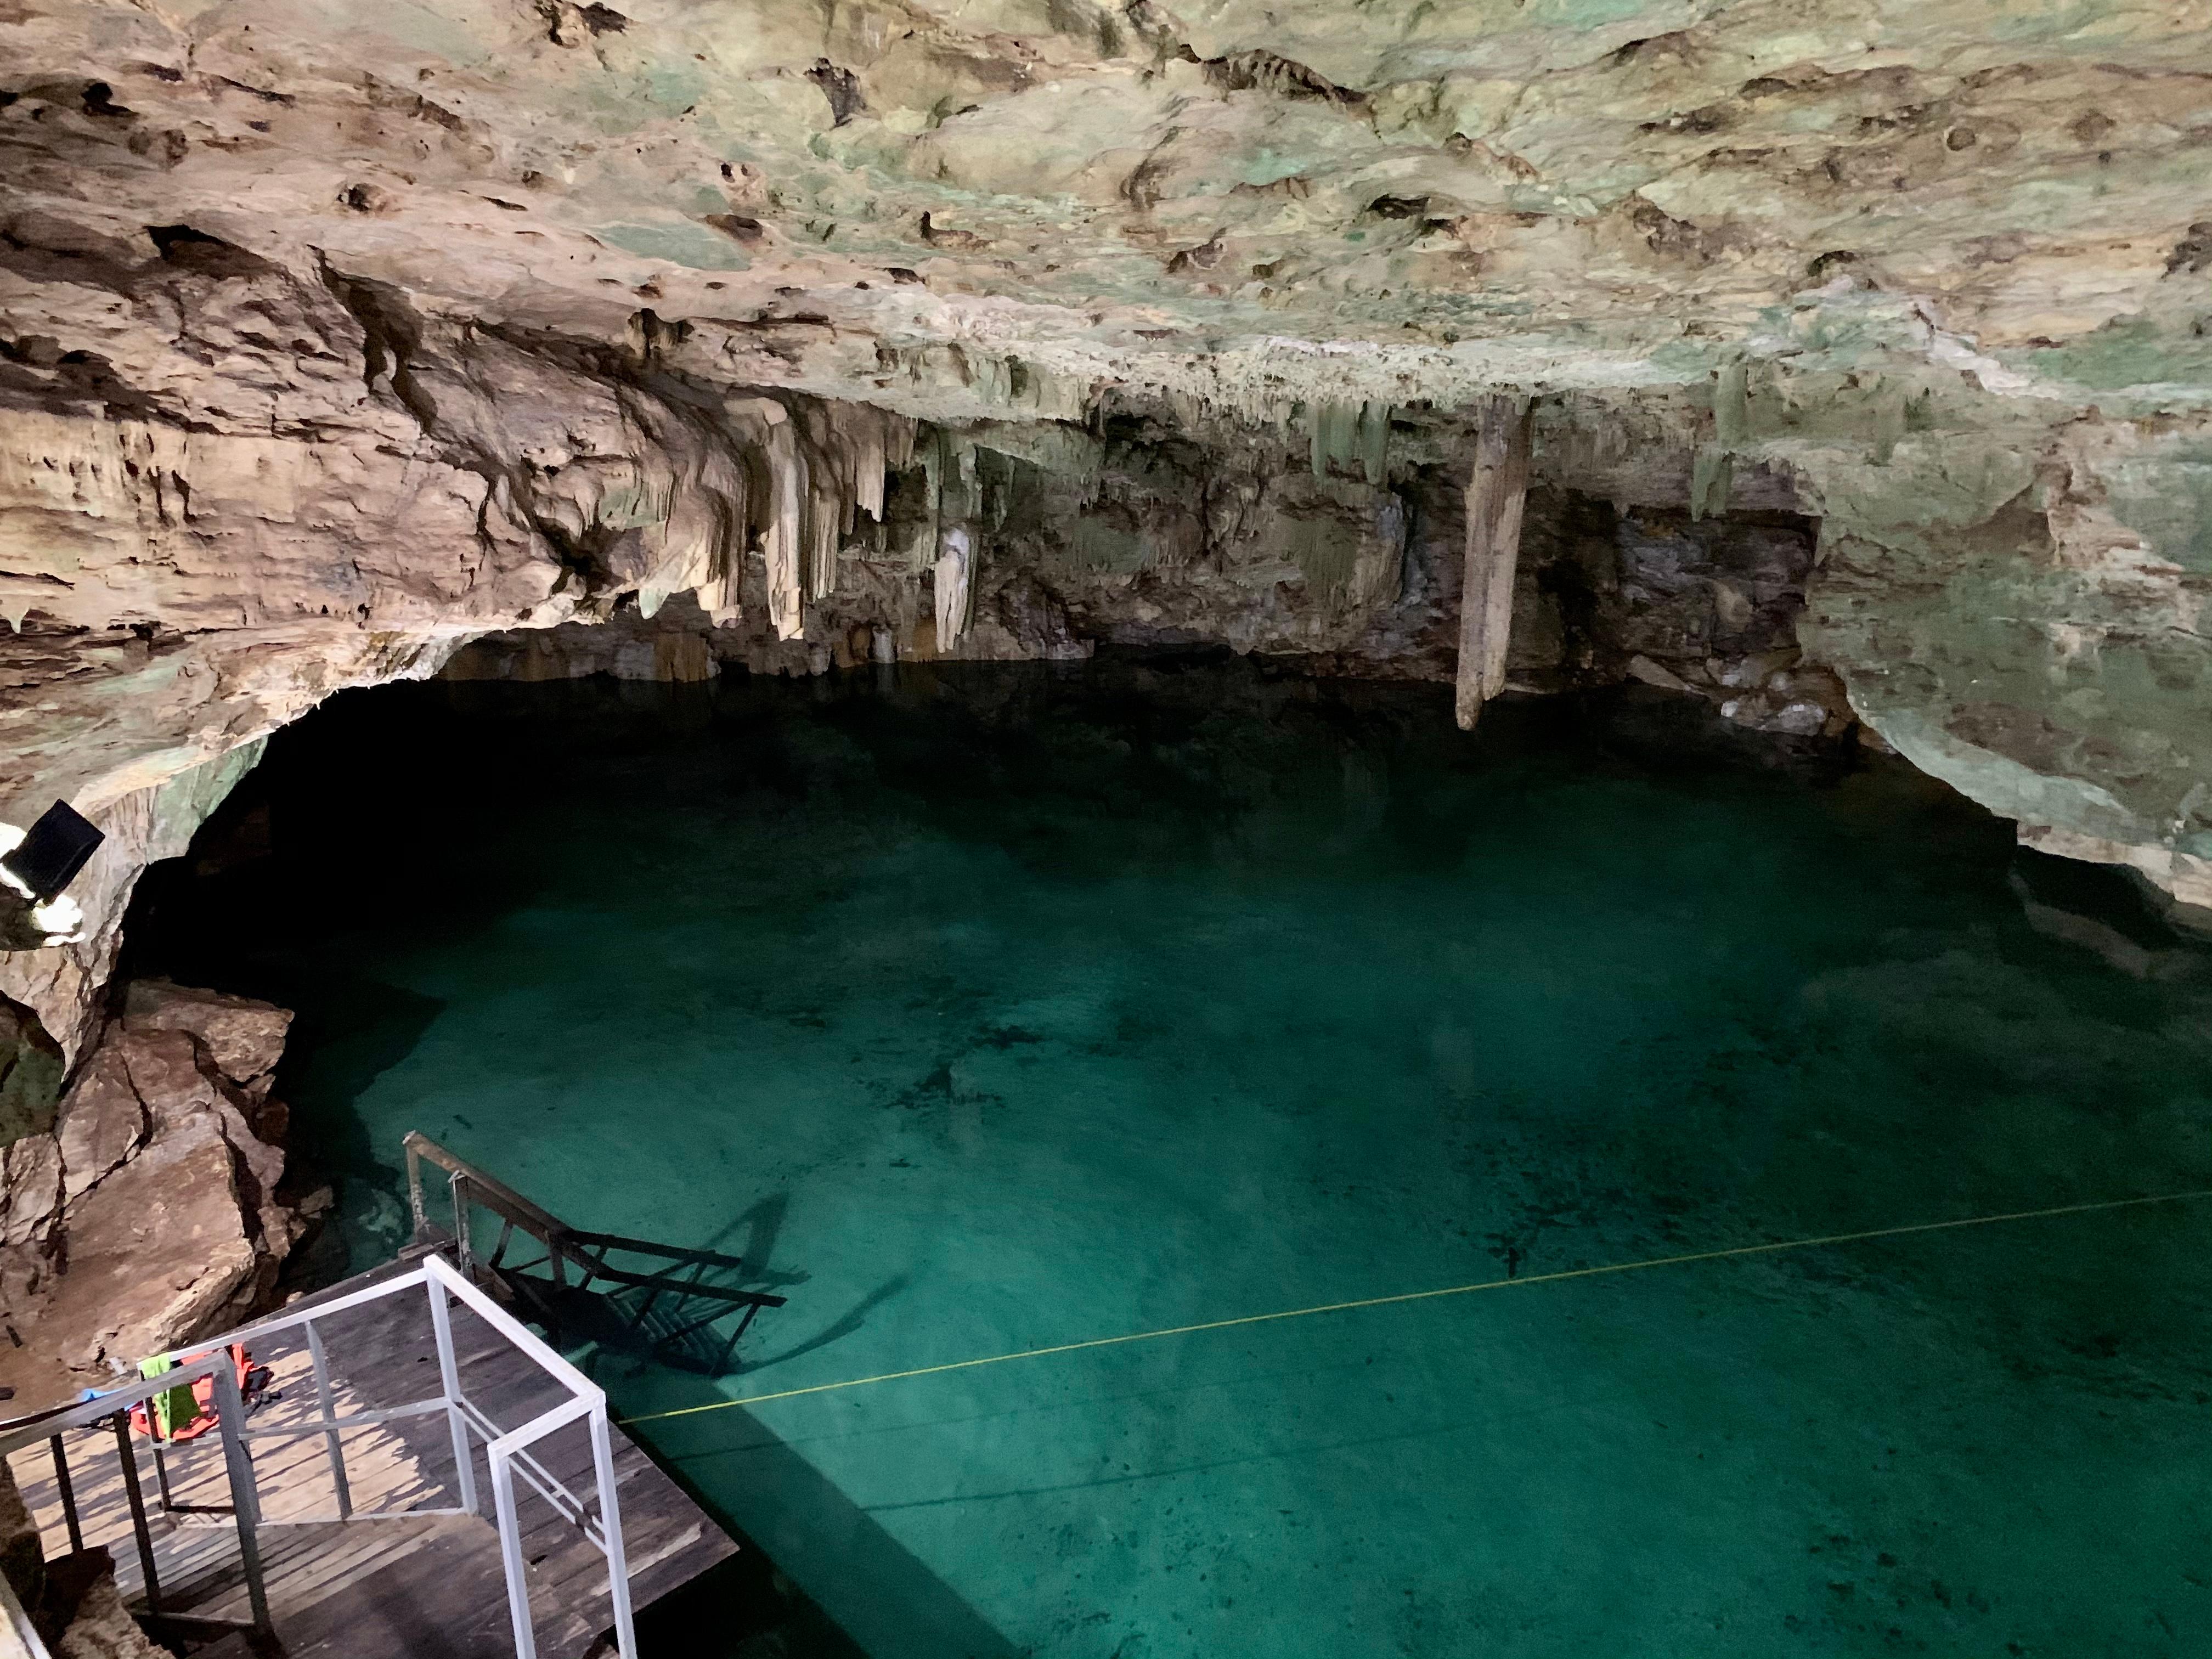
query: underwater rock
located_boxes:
[1626,655,1692,693]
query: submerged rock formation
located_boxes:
[0,0,2207,1060]
[0,980,316,1405]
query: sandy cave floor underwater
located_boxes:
[126,653,2212,1659]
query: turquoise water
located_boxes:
[136,659,2212,1657]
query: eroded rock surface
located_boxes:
[0,0,2207,1027]
[2,1463,165,1659]
[0,980,313,1410]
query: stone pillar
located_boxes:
[1454,394,1533,731]
[934,525,973,645]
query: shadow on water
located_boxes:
[651,1408,1024,1659]
[738,1274,915,1377]
[702,1191,815,1294]
[281,978,448,1162]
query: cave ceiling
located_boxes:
[2,0,2211,1052]
[8,0,2209,405]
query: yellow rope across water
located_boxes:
[619,1187,2212,1428]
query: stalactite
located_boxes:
[878,345,1091,421]
[852,417,887,523]
[885,414,916,473]
[970,421,1103,506]
[692,518,744,627]
[1871,386,1907,466]
[1690,445,1733,521]
[665,396,911,636]
[928,428,981,529]
[1360,401,1389,485]
[1307,400,1391,484]
[935,524,972,644]
[1457,395,1533,731]
[1714,359,1750,447]
[806,475,842,601]
[921,426,944,574]
[1309,400,1354,480]
[599,386,754,629]
[763,414,806,640]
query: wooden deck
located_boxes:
[5,1255,735,1657]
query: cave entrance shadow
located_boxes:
[653,1404,1024,1659]
[280,977,446,1167]
[273,976,446,1283]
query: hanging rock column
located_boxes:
[1454,395,1533,731]
[934,526,973,646]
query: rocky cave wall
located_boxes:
[445,421,1843,740]
[0,0,2208,1126]
[0,978,315,1403]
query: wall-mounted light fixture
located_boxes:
[0,800,104,949]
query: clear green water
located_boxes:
[136,659,2212,1658]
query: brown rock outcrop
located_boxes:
[0,981,311,1412]
[47,1563,168,1659]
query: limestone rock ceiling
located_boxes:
[1,0,2210,1055]
[7,0,2210,391]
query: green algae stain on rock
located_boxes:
[0,995,64,1147]
[1066,517,1152,574]
[2016,321,2212,399]
[595,221,753,270]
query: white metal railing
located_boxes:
[3,1550,55,1658]
[3,1251,634,1659]
[0,1344,268,1644]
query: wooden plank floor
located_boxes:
[6,1255,736,1658]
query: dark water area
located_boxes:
[127,654,2212,1657]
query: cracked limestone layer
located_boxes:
[0,978,314,1404]
[1,0,2210,1057]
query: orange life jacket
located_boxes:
[129,1345,253,1442]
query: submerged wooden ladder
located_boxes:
[404,1133,787,1376]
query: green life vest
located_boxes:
[138,1355,198,1440]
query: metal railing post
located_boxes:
[109,1414,162,1614]
[544,1224,568,1346]
[210,1356,272,1635]
[450,1171,475,1278]
[488,1448,538,1659]
[0,1228,661,1657]
[426,1276,478,1514]
[1,1567,41,1657]
[588,1402,636,1659]
[48,1435,83,1554]
[304,1319,353,1519]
